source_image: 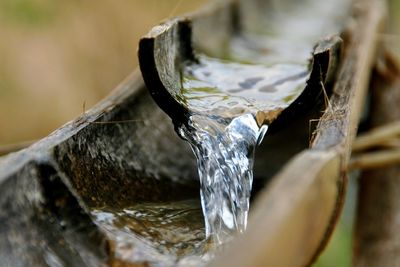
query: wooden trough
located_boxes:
[0,0,386,266]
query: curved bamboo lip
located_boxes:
[138,0,344,128]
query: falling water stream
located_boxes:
[179,113,267,244]
[177,55,309,244]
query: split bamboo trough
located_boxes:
[0,0,386,266]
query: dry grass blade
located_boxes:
[308,81,342,146]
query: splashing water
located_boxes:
[179,113,267,244]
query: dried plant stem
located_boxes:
[352,121,400,152]
[349,149,400,170]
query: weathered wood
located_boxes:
[0,71,199,266]
[0,161,109,267]
[211,151,341,267]
[353,48,400,267]
[210,0,385,266]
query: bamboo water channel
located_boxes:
[139,0,348,260]
[0,0,387,266]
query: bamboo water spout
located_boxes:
[138,2,347,128]
[139,0,347,249]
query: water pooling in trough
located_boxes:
[92,200,207,266]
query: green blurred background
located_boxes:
[0,0,399,266]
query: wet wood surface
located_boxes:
[0,71,199,266]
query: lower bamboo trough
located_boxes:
[0,0,386,266]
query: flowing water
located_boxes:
[176,55,309,244]
[175,47,314,245]
[178,113,268,244]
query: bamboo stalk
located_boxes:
[353,47,400,267]
[349,149,400,170]
[376,138,400,149]
[352,121,400,152]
